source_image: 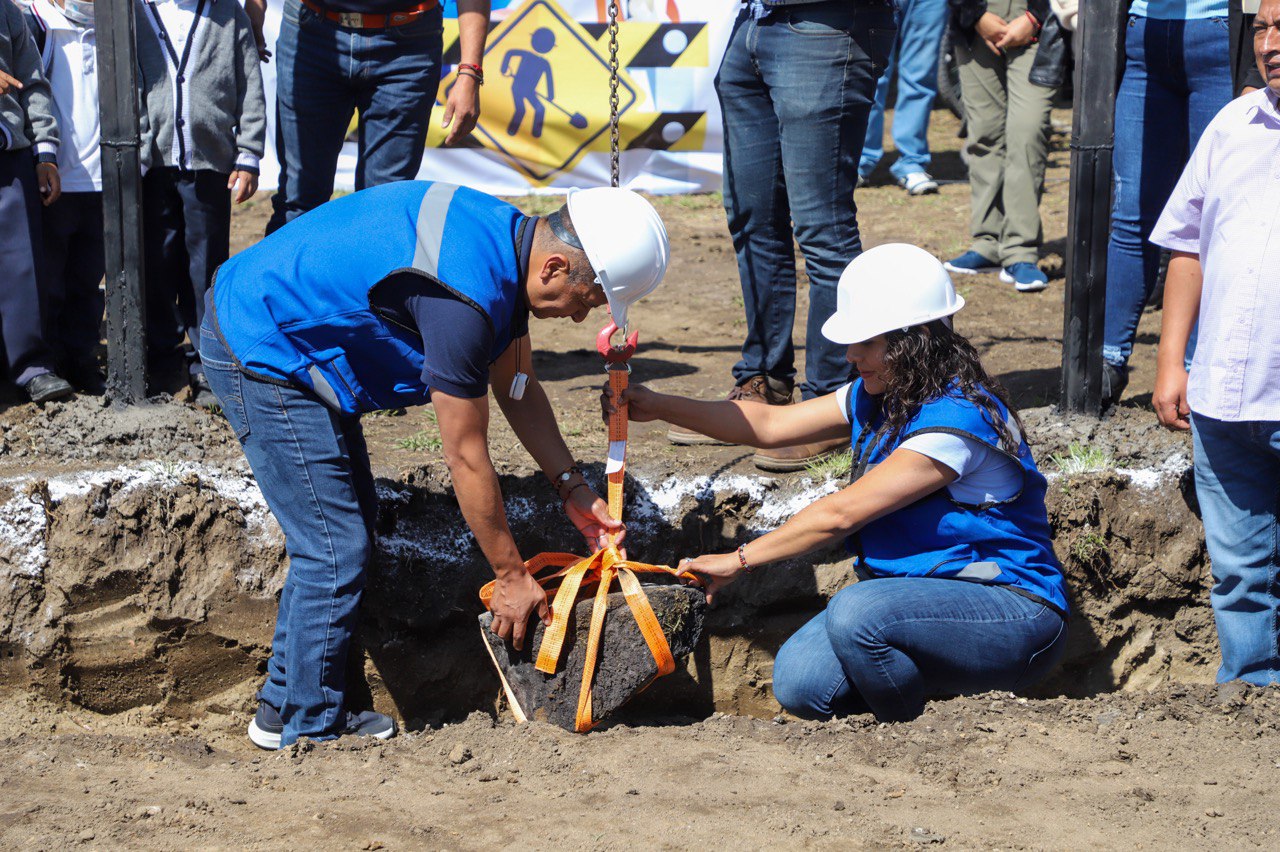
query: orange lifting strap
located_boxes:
[478,328,685,732]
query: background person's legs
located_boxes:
[717,11,798,393]
[267,0,359,234]
[41,191,105,379]
[1191,414,1280,686]
[954,31,1008,263]
[174,172,232,381]
[887,0,947,183]
[352,10,443,190]
[763,0,893,399]
[996,42,1053,266]
[0,149,59,388]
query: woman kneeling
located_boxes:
[605,244,1069,722]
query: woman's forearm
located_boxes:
[650,393,775,446]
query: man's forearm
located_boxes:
[456,0,490,66]
[447,443,526,576]
[1157,252,1203,371]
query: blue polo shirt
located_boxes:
[372,212,535,399]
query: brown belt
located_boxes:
[300,0,438,29]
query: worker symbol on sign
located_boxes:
[501,27,587,137]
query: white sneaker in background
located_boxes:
[899,172,939,196]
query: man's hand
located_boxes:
[975,12,1008,54]
[442,75,481,146]
[244,0,272,62]
[996,14,1037,50]
[37,162,60,206]
[488,568,551,651]
[228,170,258,204]
[564,485,625,554]
[1153,364,1192,431]
[675,551,742,606]
[0,69,22,96]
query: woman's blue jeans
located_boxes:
[1102,15,1232,370]
[200,323,378,745]
[773,577,1068,722]
[1192,413,1280,686]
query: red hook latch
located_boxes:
[596,321,638,364]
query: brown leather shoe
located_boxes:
[753,435,848,473]
[666,376,794,446]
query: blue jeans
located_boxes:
[267,0,443,234]
[1102,15,1231,369]
[1191,414,1280,686]
[717,1,895,399]
[199,322,379,745]
[859,0,948,180]
[773,578,1068,721]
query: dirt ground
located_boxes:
[5,108,1274,849]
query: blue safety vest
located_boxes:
[208,181,527,416]
[845,380,1069,617]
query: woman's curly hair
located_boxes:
[872,320,1026,455]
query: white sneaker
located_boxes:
[899,172,939,196]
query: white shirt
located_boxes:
[833,384,1023,505]
[1150,89,1280,422]
[29,0,100,191]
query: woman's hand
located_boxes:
[996,14,1037,50]
[601,381,663,423]
[675,551,744,606]
[975,12,1009,54]
[564,485,626,555]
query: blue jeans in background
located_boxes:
[773,577,1068,721]
[717,1,895,399]
[200,321,379,745]
[1191,414,1280,686]
[1102,15,1231,369]
[267,0,443,234]
[859,0,948,181]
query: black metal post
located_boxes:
[1060,0,1126,415]
[97,0,147,404]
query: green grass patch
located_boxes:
[396,430,442,453]
[1070,531,1108,566]
[806,450,853,480]
[1050,443,1115,475]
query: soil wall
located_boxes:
[0,412,1213,728]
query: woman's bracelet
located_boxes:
[737,543,752,574]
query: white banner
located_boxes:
[257,0,738,195]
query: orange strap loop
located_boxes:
[478,546,681,732]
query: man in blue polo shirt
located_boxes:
[201,181,669,748]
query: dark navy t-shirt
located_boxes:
[373,215,535,399]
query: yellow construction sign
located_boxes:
[428,0,653,185]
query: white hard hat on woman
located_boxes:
[821,243,965,345]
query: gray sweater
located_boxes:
[136,0,265,174]
[0,0,57,158]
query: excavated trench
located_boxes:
[0,400,1214,729]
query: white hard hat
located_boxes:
[566,187,669,330]
[821,243,965,345]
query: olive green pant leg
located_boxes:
[998,42,1055,265]
[955,32,1008,262]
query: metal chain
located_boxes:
[607,0,620,188]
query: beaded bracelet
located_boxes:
[737,543,752,573]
